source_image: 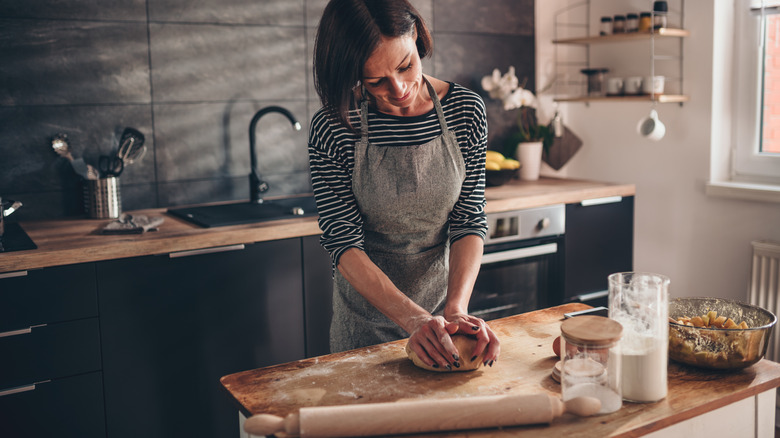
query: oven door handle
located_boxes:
[481,243,558,265]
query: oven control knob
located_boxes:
[537,217,551,231]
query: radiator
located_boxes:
[749,240,780,362]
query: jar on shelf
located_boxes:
[581,68,609,96]
[560,315,623,415]
[639,12,652,32]
[600,16,613,35]
[653,1,668,29]
[626,13,639,32]
[613,15,626,33]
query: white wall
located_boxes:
[536,0,780,301]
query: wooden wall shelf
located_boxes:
[553,28,690,45]
[554,94,690,104]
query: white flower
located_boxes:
[481,66,536,110]
[502,88,537,111]
[481,67,519,101]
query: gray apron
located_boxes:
[330,78,466,352]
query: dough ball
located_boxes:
[405,334,485,372]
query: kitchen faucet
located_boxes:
[249,106,302,203]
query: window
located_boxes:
[733,1,780,184]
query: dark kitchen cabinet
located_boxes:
[0,264,105,438]
[96,239,305,438]
[564,196,634,306]
[302,235,333,358]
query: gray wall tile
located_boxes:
[149,0,305,26]
[0,0,147,21]
[2,0,535,220]
[434,33,535,92]
[0,19,151,105]
[153,101,307,181]
[434,0,534,35]
[149,23,307,102]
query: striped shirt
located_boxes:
[308,82,488,266]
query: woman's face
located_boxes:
[362,32,424,115]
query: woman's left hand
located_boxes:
[444,312,501,366]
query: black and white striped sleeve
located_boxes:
[308,109,364,266]
[448,90,488,243]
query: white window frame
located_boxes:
[734,2,780,181]
[707,0,780,203]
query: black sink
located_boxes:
[167,195,318,228]
[0,223,37,253]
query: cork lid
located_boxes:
[560,315,623,346]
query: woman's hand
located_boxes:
[444,311,500,366]
[406,315,462,370]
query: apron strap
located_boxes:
[423,76,449,133]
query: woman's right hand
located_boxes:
[406,315,462,370]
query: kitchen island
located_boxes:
[221,303,780,438]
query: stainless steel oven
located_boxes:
[470,204,565,321]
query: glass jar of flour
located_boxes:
[560,315,623,414]
[608,272,670,403]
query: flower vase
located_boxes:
[515,141,543,181]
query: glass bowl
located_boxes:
[668,297,777,369]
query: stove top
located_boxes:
[0,223,37,253]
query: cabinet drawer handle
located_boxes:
[0,380,49,398]
[0,324,47,338]
[0,271,28,279]
[168,244,245,258]
[580,196,622,207]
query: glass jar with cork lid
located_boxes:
[560,315,623,414]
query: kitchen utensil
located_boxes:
[0,197,23,238]
[51,133,100,180]
[637,109,666,141]
[669,297,777,369]
[84,177,121,219]
[118,127,145,162]
[243,393,601,437]
[102,128,146,177]
[550,107,564,137]
[99,153,124,177]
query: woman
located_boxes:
[309,0,499,370]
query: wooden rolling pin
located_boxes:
[244,393,600,437]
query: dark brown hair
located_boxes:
[313,0,433,130]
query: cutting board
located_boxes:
[221,303,780,437]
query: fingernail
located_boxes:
[471,355,477,362]
[454,362,460,368]
[452,354,460,361]
[472,326,479,331]
[432,363,439,368]
[445,364,452,371]
[489,360,494,367]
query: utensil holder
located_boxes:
[84,177,121,219]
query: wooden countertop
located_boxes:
[0,177,635,273]
[220,303,780,437]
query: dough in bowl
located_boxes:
[406,334,485,372]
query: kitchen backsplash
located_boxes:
[0,0,535,220]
